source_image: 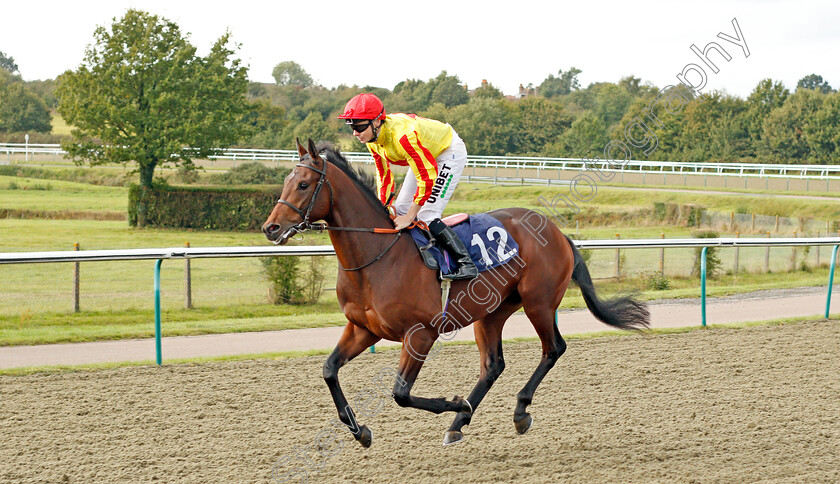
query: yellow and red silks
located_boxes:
[365,113,453,206]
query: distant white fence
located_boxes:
[3,143,840,182]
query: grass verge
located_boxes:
[1,266,834,346]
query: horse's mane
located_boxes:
[314,141,389,214]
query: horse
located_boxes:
[262,139,650,447]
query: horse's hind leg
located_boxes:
[443,303,517,445]
[391,327,473,415]
[514,306,566,435]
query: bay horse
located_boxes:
[262,139,649,447]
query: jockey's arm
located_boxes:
[393,203,421,230]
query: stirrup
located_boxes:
[441,261,478,281]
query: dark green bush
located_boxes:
[645,271,671,290]
[261,256,302,304]
[128,184,283,230]
[691,230,722,278]
[261,254,326,305]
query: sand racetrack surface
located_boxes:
[2,320,839,483]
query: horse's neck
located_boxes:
[325,179,392,230]
[325,176,401,271]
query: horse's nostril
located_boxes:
[265,224,280,234]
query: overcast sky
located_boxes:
[2,0,838,98]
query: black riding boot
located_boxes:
[428,219,478,280]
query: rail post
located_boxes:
[614,234,621,280]
[701,246,708,327]
[154,259,163,365]
[184,242,192,309]
[659,233,665,274]
[827,245,839,318]
[73,243,80,313]
[765,232,771,273]
[816,233,821,267]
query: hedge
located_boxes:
[128,184,284,231]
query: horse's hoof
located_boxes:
[452,396,473,414]
[514,414,533,435]
[443,430,465,446]
[355,425,373,448]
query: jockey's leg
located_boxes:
[416,131,476,279]
[428,219,478,280]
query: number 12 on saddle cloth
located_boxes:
[409,213,520,276]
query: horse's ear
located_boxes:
[295,137,307,159]
[307,139,322,166]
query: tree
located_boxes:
[797,74,833,94]
[471,81,503,99]
[56,9,248,226]
[423,97,517,155]
[743,78,789,157]
[272,61,313,87]
[548,111,608,157]
[538,67,582,98]
[0,51,18,74]
[589,83,634,127]
[618,76,643,96]
[291,111,338,147]
[511,97,574,154]
[804,92,840,163]
[763,88,825,163]
[241,98,287,148]
[429,71,469,107]
[389,71,469,112]
[0,70,51,133]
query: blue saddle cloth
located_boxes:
[409,213,520,276]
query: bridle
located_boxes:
[272,154,416,271]
[274,156,333,243]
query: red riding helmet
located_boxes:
[338,93,386,121]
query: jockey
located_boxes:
[338,93,477,280]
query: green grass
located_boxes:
[1,172,838,347]
[0,300,348,346]
[450,183,840,221]
[1,263,833,346]
[50,114,73,136]
[0,176,128,213]
[0,219,275,250]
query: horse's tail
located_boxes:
[565,235,650,331]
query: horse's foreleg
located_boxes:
[323,322,381,448]
[392,327,473,415]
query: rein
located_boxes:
[275,156,426,271]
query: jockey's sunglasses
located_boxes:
[348,120,372,133]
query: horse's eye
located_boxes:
[298,182,309,190]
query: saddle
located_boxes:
[409,213,520,279]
